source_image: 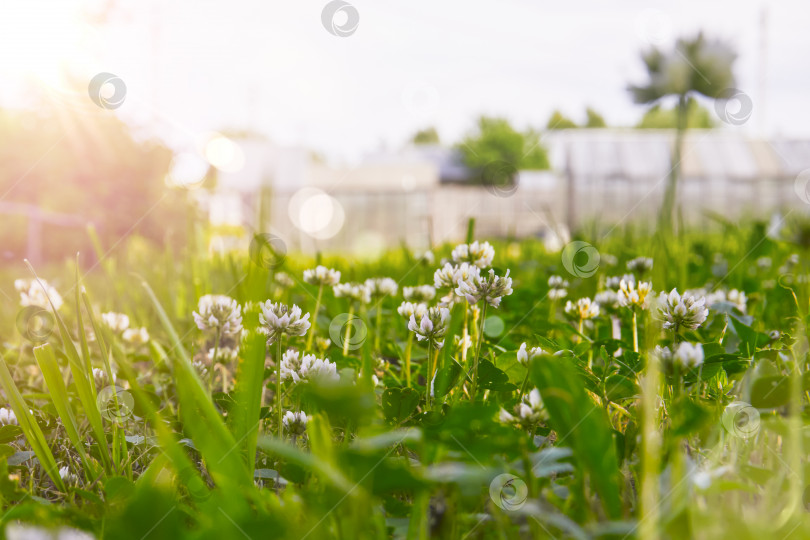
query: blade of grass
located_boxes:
[32,344,95,479]
[0,350,65,492]
[80,288,130,478]
[228,331,266,477]
[139,277,249,488]
[24,260,112,473]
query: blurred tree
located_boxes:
[636,99,714,129]
[0,100,193,265]
[457,117,549,187]
[545,110,578,130]
[629,32,736,231]
[584,107,607,128]
[411,127,440,145]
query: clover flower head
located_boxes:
[499,388,545,427]
[333,282,371,304]
[15,278,63,310]
[303,265,341,287]
[122,327,149,346]
[193,294,243,337]
[0,408,17,426]
[416,250,435,265]
[627,257,654,274]
[274,272,295,288]
[594,290,619,309]
[280,349,339,384]
[209,346,238,363]
[659,289,708,331]
[192,360,208,378]
[617,279,653,309]
[451,241,495,269]
[454,334,472,353]
[258,302,311,344]
[59,466,80,486]
[705,288,747,314]
[282,410,308,435]
[565,297,600,320]
[606,274,635,290]
[517,342,544,365]
[101,312,130,333]
[548,275,569,289]
[455,268,513,308]
[673,342,704,370]
[433,262,481,290]
[365,277,398,298]
[548,288,568,300]
[408,306,451,349]
[92,368,116,388]
[403,285,436,302]
[397,301,428,320]
[315,337,331,353]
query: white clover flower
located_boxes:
[101,312,130,333]
[454,334,472,353]
[617,279,653,310]
[416,250,435,265]
[451,241,495,269]
[627,257,654,274]
[594,290,619,309]
[280,349,339,384]
[499,389,545,427]
[299,354,339,383]
[208,346,238,363]
[673,342,704,370]
[403,285,436,302]
[756,257,772,270]
[15,278,63,310]
[606,274,635,290]
[315,337,331,353]
[408,306,451,349]
[433,262,481,289]
[274,272,295,288]
[59,465,79,486]
[548,275,569,289]
[92,368,116,388]
[192,360,208,378]
[565,298,600,320]
[0,408,17,426]
[600,253,618,266]
[517,343,544,365]
[455,269,513,308]
[548,288,568,300]
[365,277,398,298]
[727,289,747,313]
[193,295,243,338]
[659,289,709,331]
[333,282,371,304]
[397,301,428,320]
[653,345,672,364]
[303,265,341,287]
[282,410,308,436]
[122,327,149,345]
[258,302,311,344]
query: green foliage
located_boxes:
[411,127,440,145]
[636,98,715,129]
[457,116,550,182]
[546,109,578,130]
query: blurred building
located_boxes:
[206,130,810,255]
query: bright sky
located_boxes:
[0,0,808,163]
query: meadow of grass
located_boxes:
[1,218,810,540]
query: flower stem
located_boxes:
[343,304,355,356]
[632,309,639,353]
[374,300,383,352]
[426,341,433,409]
[470,302,488,400]
[276,339,283,440]
[404,333,413,388]
[460,306,469,367]
[209,329,220,395]
[305,284,324,352]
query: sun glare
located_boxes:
[0,1,88,95]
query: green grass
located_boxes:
[0,218,809,539]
